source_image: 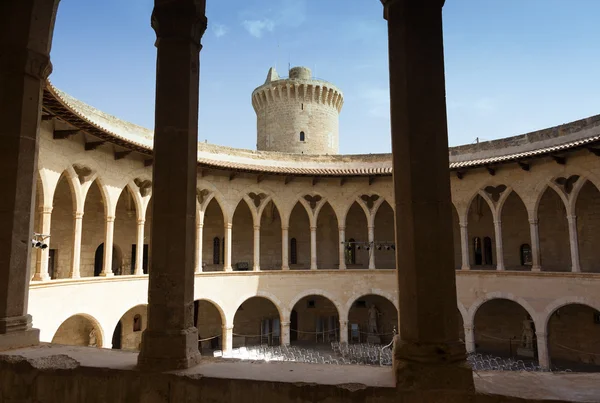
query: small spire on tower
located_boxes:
[264,67,280,84]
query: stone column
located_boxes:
[493,219,505,270]
[100,216,115,277]
[566,215,581,272]
[281,226,289,270]
[0,0,58,350]
[459,222,471,270]
[338,226,347,270]
[69,212,83,278]
[224,223,232,271]
[536,331,550,370]
[195,220,203,273]
[135,219,145,275]
[32,206,52,281]
[464,325,475,354]
[339,320,348,344]
[529,218,541,271]
[253,225,260,271]
[310,226,317,270]
[222,325,233,355]
[281,321,291,346]
[382,0,474,391]
[137,0,206,370]
[368,225,376,269]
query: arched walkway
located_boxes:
[82,181,107,277]
[52,314,103,347]
[111,304,147,351]
[316,202,338,270]
[50,174,75,279]
[547,303,600,371]
[473,298,534,358]
[202,198,224,271]
[538,187,570,272]
[290,295,339,345]
[347,294,398,345]
[576,181,600,273]
[195,299,224,354]
[114,187,139,275]
[289,202,310,269]
[345,202,368,269]
[232,200,253,271]
[259,200,282,270]
[501,191,531,270]
[467,194,495,269]
[374,201,395,270]
[233,297,281,347]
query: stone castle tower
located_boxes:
[252,66,344,155]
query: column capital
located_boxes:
[493,219,502,226]
[281,321,291,326]
[381,0,445,20]
[254,225,261,231]
[567,214,577,221]
[106,216,115,223]
[528,219,539,225]
[310,226,317,231]
[459,222,468,229]
[535,331,547,338]
[151,1,207,45]
[74,212,84,219]
[225,223,233,230]
[7,47,53,80]
[39,206,53,214]
[281,225,289,231]
[221,325,234,331]
[138,219,146,225]
[338,226,346,232]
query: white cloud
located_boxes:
[212,23,229,38]
[242,19,275,38]
[241,0,306,38]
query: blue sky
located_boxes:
[50,0,600,154]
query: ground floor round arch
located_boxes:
[111,304,147,351]
[233,296,281,348]
[473,298,535,359]
[194,299,225,354]
[347,294,398,345]
[546,303,600,371]
[289,294,340,345]
[51,314,103,348]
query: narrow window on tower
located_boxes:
[300,131,305,142]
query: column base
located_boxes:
[137,328,201,371]
[0,328,40,352]
[99,272,115,277]
[31,273,50,282]
[531,265,541,272]
[281,266,289,271]
[461,266,471,271]
[393,337,474,392]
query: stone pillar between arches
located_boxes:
[567,215,581,272]
[338,226,346,270]
[70,212,83,279]
[459,222,471,271]
[135,219,145,275]
[281,226,289,270]
[224,223,232,272]
[100,216,115,277]
[253,225,260,271]
[529,218,541,271]
[310,226,317,270]
[493,219,505,271]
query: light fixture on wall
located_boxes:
[31,233,50,250]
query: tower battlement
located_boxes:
[252,66,343,155]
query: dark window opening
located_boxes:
[48,249,56,279]
[483,237,493,265]
[299,131,305,142]
[290,238,297,264]
[473,237,482,265]
[520,244,532,266]
[345,238,356,265]
[133,314,142,332]
[213,237,220,265]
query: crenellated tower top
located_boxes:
[252,66,344,155]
